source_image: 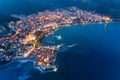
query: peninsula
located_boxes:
[0,7,111,72]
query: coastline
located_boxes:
[0,7,112,72]
[0,60,14,69]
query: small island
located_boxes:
[0,7,111,72]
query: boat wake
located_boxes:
[67,44,77,48]
[58,44,77,52]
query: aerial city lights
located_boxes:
[0,7,111,72]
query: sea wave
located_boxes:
[33,66,45,73]
[18,75,30,80]
[16,59,46,73]
[16,59,35,68]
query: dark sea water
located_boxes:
[41,22,120,80]
[0,22,120,80]
[0,0,120,80]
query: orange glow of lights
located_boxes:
[104,17,111,22]
[23,46,35,58]
[15,30,20,35]
[23,34,35,44]
[37,61,43,66]
[13,29,20,37]
[43,46,55,50]
[44,58,49,62]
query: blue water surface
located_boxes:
[0,22,120,80]
[42,22,120,80]
[0,0,120,80]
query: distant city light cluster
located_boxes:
[0,7,111,72]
